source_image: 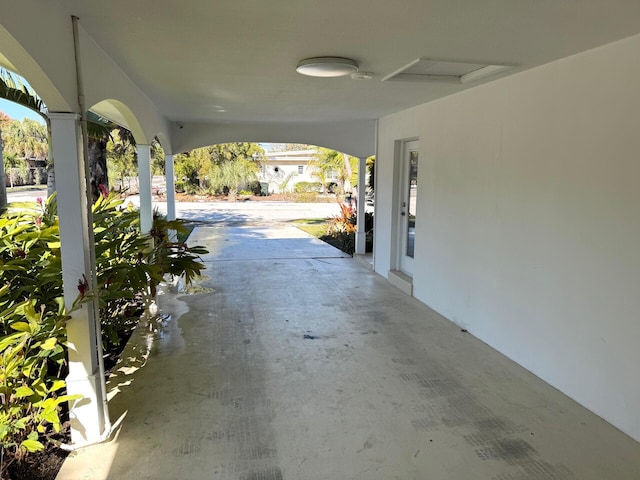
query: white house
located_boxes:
[259,149,325,193]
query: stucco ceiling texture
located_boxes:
[57,0,640,124]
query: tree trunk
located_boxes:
[88,137,108,201]
[47,164,56,199]
[0,128,7,211]
[343,153,352,194]
[45,120,55,198]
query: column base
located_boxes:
[66,373,107,444]
[355,231,367,255]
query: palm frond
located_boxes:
[0,67,47,118]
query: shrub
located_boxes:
[324,203,357,255]
[294,181,322,193]
[293,192,319,203]
[0,197,77,469]
[246,180,262,196]
[184,183,199,195]
[0,193,208,472]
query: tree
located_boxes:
[2,118,48,160]
[367,155,375,192]
[0,111,10,210]
[86,113,136,202]
[265,143,311,152]
[1,67,133,204]
[151,139,165,176]
[107,128,137,192]
[310,147,358,196]
[217,157,259,201]
[0,118,48,187]
[0,69,48,209]
[174,143,264,199]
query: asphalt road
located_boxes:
[6,188,343,223]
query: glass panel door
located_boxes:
[400,141,418,275]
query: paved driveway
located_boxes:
[57,210,640,480]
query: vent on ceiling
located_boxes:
[381,58,513,84]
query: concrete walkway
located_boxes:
[58,220,640,479]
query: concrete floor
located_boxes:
[57,220,640,480]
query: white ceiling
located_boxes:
[56,0,640,126]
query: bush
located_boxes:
[323,203,357,255]
[184,183,199,195]
[246,180,262,196]
[0,197,76,469]
[293,192,319,203]
[294,181,322,193]
[0,193,208,472]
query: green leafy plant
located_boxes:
[0,192,208,474]
[324,203,357,254]
[294,181,322,193]
[0,196,77,471]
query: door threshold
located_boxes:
[388,270,413,296]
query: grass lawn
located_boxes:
[291,218,328,238]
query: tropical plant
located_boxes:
[91,192,207,347]
[0,68,50,206]
[218,157,259,201]
[106,128,137,193]
[0,192,208,473]
[0,67,136,205]
[0,112,8,210]
[86,112,137,202]
[294,181,322,193]
[1,119,48,161]
[310,147,358,196]
[0,196,76,472]
[151,139,165,176]
[174,143,264,199]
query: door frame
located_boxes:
[391,138,419,278]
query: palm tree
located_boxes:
[0,112,8,210]
[0,67,134,206]
[218,158,259,201]
[310,147,358,197]
[0,68,49,210]
[86,112,136,201]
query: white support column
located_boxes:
[355,156,368,255]
[137,145,153,233]
[164,154,177,242]
[165,154,176,221]
[49,113,107,443]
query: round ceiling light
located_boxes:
[296,57,359,77]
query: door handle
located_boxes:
[401,211,406,216]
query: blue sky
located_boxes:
[0,98,45,123]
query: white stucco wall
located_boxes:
[375,33,640,441]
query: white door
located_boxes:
[399,140,418,276]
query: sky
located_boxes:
[0,98,45,123]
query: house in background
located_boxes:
[259,148,339,194]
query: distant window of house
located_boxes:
[298,165,304,174]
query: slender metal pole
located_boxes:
[71,14,111,438]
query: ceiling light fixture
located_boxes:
[296,57,359,78]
